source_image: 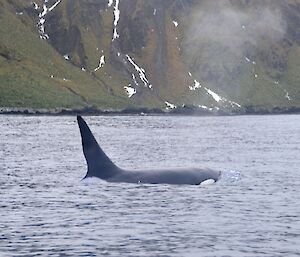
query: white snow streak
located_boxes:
[33,2,39,10]
[189,80,201,90]
[188,73,241,107]
[153,9,156,15]
[132,74,139,86]
[199,105,208,109]
[37,0,61,40]
[165,101,176,109]
[198,105,214,111]
[108,0,113,7]
[126,55,152,89]
[48,0,61,12]
[228,100,242,108]
[40,4,47,17]
[244,56,257,66]
[204,87,222,102]
[124,85,136,98]
[99,55,105,67]
[112,0,120,41]
[94,55,105,71]
[204,87,241,107]
[244,56,251,62]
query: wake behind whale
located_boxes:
[77,116,221,185]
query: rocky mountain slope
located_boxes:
[0,0,300,112]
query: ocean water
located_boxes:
[0,114,299,257]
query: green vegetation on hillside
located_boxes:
[0,0,299,112]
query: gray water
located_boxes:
[0,114,299,257]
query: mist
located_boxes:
[183,1,287,87]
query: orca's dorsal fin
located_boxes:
[77,116,119,179]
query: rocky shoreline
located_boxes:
[1,105,300,116]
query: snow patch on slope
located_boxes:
[165,101,177,109]
[94,55,105,71]
[198,105,214,111]
[132,74,139,86]
[37,0,61,40]
[188,72,241,108]
[32,2,39,10]
[48,0,61,12]
[189,80,201,91]
[173,21,179,27]
[204,87,222,102]
[204,87,241,107]
[124,85,136,98]
[244,56,251,62]
[108,0,113,7]
[111,0,120,41]
[126,55,152,89]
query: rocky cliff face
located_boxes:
[0,0,300,111]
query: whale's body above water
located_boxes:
[77,116,221,185]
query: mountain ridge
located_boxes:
[0,0,299,112]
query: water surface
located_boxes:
[1,115,299,256]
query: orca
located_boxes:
[77,116,221,185]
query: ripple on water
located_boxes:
[0,115,300,256]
